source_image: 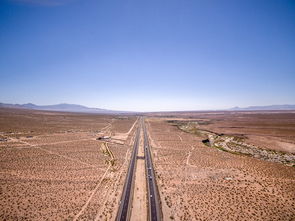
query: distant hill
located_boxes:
[0,102,129,114]
[230,104,295,111]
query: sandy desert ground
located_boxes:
[146,111,295,220]
[0,108,137,220]
[1,108,295,221]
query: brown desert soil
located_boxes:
[146,113,295,221]
[130,131,148,221]
[0,108,137,220]
[1,108,295,221]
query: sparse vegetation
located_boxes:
[148,115,295,221]
[177,120,295,166]
[1,108,295,220]
[0,108,137,220]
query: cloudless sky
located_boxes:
[0,0,294,111]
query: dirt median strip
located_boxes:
[130,130,147,221]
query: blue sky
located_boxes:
[0,0,294,111]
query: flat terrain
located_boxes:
[149,111,295,154]
[1,109,295,220]
[130,131,147,221]
[0,108,137,220]
[146,111,295,220]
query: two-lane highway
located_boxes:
[143,119,161,221]
[116,121,141,221]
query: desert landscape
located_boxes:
[0,108,137,220]
[0,108,295,220]
[146,111,295,220]
[2,1,294,220]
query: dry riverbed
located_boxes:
[177,121,295,166]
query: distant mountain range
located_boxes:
[0,103,129,114]
[1,102,295,113]
[229,104,295,111]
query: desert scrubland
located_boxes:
[1,108,295,221]
[146,112,295,221]
[0,108,137,220]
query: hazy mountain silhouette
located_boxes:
[0,102,129,114]
[230,104,295,111]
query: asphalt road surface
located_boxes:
[143,119,162,221]
[116,120,141,221]
[116,117,161,221]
